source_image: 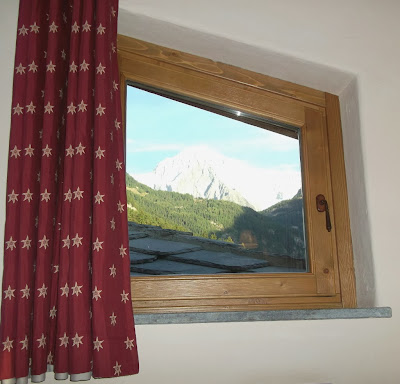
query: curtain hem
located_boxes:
[1,370,92,384]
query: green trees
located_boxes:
[125,173,305,257]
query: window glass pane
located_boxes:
[126,85,308,276]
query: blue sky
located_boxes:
[125,86,301,175]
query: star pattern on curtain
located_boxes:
[0,0,139,381]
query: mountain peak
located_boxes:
[134,146,301,211]
[136,146,254,209]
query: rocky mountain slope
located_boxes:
[133,146,301,211]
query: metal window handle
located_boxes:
[316,194,332,232]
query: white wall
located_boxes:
[2,1,400,383]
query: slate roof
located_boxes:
[129,222,306,276]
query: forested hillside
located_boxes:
[262,189,304,230]
[126,173,306,258]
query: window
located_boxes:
[126,85,307,274]
[118,35,356,313]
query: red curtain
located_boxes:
[0,0,139,380]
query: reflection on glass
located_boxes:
[126,85,308,276]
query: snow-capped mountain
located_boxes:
[133,146,301,211]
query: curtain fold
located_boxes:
[0,0,139,381]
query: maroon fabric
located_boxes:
[0,0,139,380]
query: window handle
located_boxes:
[316,194,332,232]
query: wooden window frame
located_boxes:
[118,35,356,314]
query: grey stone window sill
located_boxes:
[129,225,392,325]
[134,307,392,325]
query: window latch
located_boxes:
[316,194,332,232]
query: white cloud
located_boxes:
[126,142,185,153]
